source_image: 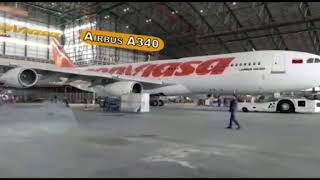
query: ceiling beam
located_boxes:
[19,2,70,18]
[263,2,289,50]
[160,2,208,55]
[126,3,197,57]
[80,2,126,19]
[186,2,231,53]
[252,2,282,50]
[298,2,320,53]
[223,2,257,51]
[127,3,168,33]
[183,26,320,47]
[160,2,197,31]
[198,15,320,39]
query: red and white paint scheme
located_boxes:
[52,37,320,96]
[1,37,320,99]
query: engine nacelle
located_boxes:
[94,81,143,97]
[0,67,38,88]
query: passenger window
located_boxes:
[253,62,256,65]
[244,63,247,66]
[239,63,242,66]
[315,58,320,63]
[230,64,234,67]
[298,101,306,107]
[235,64,238,67]
[248,62,251,66]
[317,103,320,107]
[307,58,314,63]
[258,62,261,65]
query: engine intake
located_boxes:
[0,67,38,88]
[94,81,143,97]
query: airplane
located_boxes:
[0,37,320,109]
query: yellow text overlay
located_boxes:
[80,30,164,52]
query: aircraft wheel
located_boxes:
[277,100,295,113]
[242,107,249,112]
[99,100,105,108]
[158,100,164,106]
[150,100,158,106]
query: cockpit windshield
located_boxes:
[307,58,314,63]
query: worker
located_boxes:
[226,95,241,130]
[54,95,58,103]
[84,98,88,108]
[64,97,69,107]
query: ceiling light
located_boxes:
[200,9,203,13]
[233,2,236,5]
[123,8,127,12]
[104,15,110,19]
[126,8,130,11]
[126,25,129,29]
[171,11,175,14]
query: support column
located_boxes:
[47,14,50,60]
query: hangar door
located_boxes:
[271,54,286,73]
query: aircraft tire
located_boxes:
[158,100,164,106]
[99,100,105,108]
[242,107,249,112]
[277,100,295,113]
[150,100,158,106]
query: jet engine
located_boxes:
[0,67,38,88]
[94,81,143,97]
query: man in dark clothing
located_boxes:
[54,96,58,103]
[64,98,69,107]
[227,96,241,130]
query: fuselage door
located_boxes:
[271,54,286,74]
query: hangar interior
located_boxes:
[1,2,320,103]
[1,2,320,178]
[2,2,320,61]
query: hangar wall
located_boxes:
[0,3,150,67]
[62,14,149,66]
[0,11,61,64]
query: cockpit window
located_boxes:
[307,58,314,63]
[315,58,320,63]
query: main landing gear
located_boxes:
[150,96,164,106]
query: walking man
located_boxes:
[227,95,241,130]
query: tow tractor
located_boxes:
[238,96,320,113]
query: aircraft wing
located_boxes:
[34,65,167,85]
[0,58,174,88]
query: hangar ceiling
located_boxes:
[15,2,320,59]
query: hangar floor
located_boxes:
[0,102,319,177]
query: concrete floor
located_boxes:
[0,102,320,177]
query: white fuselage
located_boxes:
[75,50,320,96]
